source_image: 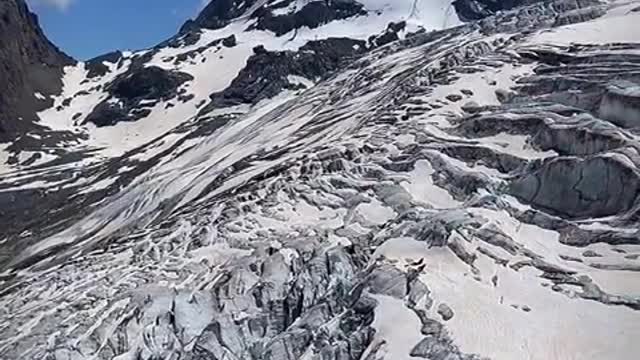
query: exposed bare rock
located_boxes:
[85,66,194,127]
[204,37,366,109]
[0,0,74,140]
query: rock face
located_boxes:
[110,66,193,101]
[85,66,194,127]
[0,0,74,140]
[86,51,123,78]
[180,0,260,32]
[182,0,366,35]
[368,21,406,47]
[249,0,367,36]
[206,37,367,109]
[453,0,541,21]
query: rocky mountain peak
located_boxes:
[180,0,259,33]
[181,0,374,35]
[0,0,74,141]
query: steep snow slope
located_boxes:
[1,0,640,359]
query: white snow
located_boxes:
[287,75,314,89]
[395,133,415,146]
[78,176,118,194]
[355,198,396,225]
[375,236,640,360]
[428,61,535,108]
[327,233,352,248]
[38,63,127,132]
[358,0,461,30]
[250,195,347,237]
[0,143,12,175]
[130,132,184,162]
[365,294,424,360]
[4,3,640,359]
[189,243,252,264]
[479,133,557,160]
[24,0,466,165]
[529,4,640,45]
[401,159,460,208]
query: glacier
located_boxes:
[1,0,640,359]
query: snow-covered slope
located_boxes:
[0,0,460,168]
[1,0,640,359]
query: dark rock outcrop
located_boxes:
[110,66,192,100]
[0,0,74,141]
[166,34,237,66]
[368,21,406,48]
[453,0,541,21]
[86,51,123,78]
[180,0,261,33]
[182,0,366,36]
[84,66,193,127]
[205,37,367,109]
[250,0,367,36]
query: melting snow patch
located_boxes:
[287,75,314,89]
[401,159,460,208]
[355,198,396,225]
[479,133,557,160]
[365,294,424,360]
[189,243,252,264]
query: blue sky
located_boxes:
[29,0,208,60]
